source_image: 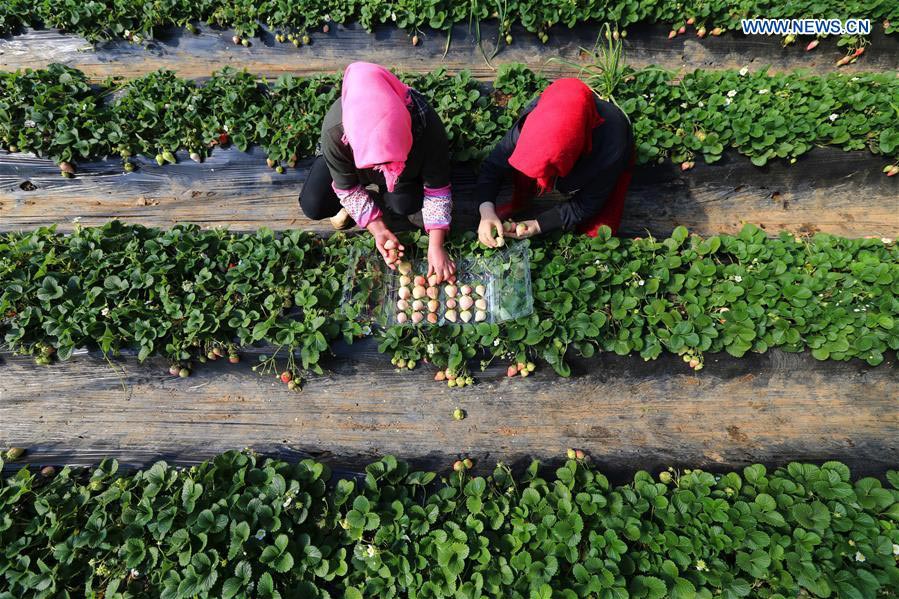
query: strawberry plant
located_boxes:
[2,449,899,597]
[0,64,113,165]
[112,70,206,163]
[256,73,340,167]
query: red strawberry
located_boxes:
[678,26,686,34]
[686,17,695,25]
[668,30,677,39]
[853,47,865,57]
[805,40,819,51]
[280,371,292,383]
[229,355,240,364]
[169,364,180,376]
[218,132,230,145]
[435,370,446,381]
[507,364,518,377]
[228,263,237,269]
[575,449,586,460]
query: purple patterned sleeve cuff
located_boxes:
[332,183,382,229]
[422,184,452,232]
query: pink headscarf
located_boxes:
[341,62,412,193]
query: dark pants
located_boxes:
[299,156,423,220]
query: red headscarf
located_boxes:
[508,78,603,193]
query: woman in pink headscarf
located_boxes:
[300,62,456,282]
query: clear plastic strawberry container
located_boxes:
[342,241,533,328]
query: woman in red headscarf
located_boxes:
[476,78,634,246]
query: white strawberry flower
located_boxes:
[698,101,704,107]
[758,89,769,94]
[725,98,732,106]
[427,343,435,354]
[130,569,140,577]
[733,275,742,282]
[855,551,866,562]
[727,90,737,97]
[255,529,266,540]
[892,543,899,556]
[829,113,839,121]
[881,238,892,244]
[101,307,110,317]
[638,280,645,286]
[739,66,749,76]
[493,338,500,347]
[282,496,292,508]
[367,545,378,558]
[24,119,36,128]
[695,559,708,571]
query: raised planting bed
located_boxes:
[1,345,897,476]
[3,449,899,599]
[2,23,898,81]
[3,65,899,173]
[0,147,896,238]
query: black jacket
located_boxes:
[476,96,634,232]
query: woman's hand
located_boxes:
[505,219,541,240]
[426,229,456,284]
[477,202,504,248]
[366,218,404,269]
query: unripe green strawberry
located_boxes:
[155,154,165,166]
[162,151,176,164]
[566,448,577,459]
[41,465,56,477]
[241,38,250,47]
[659,471,673,483]
[463,458,473,469]
[302,34,311,44]
[179,368,190,378]
[453,460,464,472]
[453,408,465,421]
[5,447,25,460]
[275,166,285,174]
[505,34,513,44]
[526,362,536,372]
[123,161,135,172]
